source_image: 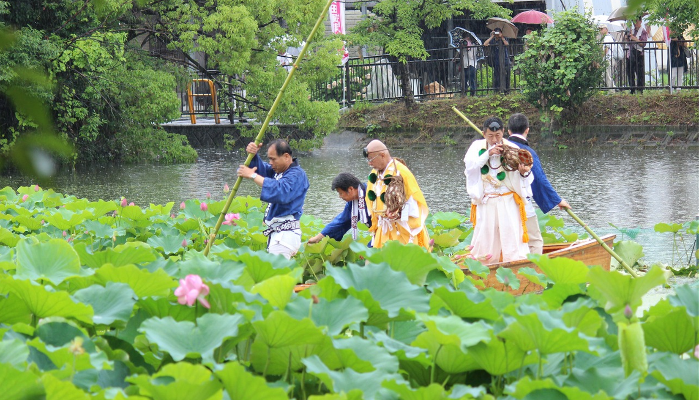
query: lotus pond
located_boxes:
[0,186,697,400]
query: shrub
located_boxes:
[515,11,604,119]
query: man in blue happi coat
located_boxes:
[237,140,309,259]
[308,173,372,244]
[507,113,571,254]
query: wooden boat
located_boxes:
[294,234,615,295]
[462,234,616,295]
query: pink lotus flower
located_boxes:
[222,213,240,225]
[200,202,208,211]
[180,202,186,210]
[223,184,230,193]
[624,304,633,320]
[120,198,127,207]
[62,231,67,237]
[467,245,474,251]
[129,202,135,206]
[206,192,211,199]
[34,185,40,192]
[182,238,188,247]
[21,194,28,202]
[694,344,699,359]
[174,275,210,308]
[170,214,176,219]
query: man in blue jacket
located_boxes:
[507,113,571,254]
[237,140,309,259]
[308,173,372,244]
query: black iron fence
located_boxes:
[179,40,697,121]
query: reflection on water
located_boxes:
[1,144,697,264]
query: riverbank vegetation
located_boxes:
[338,90,699,142]
[0,186,697,399]
[0,0,342,168]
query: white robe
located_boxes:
[464,138,533,263]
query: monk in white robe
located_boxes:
[464,117,533,264]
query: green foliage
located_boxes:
[0,186,697,399]
[515,11,604,118]
[643,0,699,39]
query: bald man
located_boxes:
[363,140,430,249]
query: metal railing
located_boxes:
[179,40,697,120]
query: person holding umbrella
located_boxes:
[483,27,511,93]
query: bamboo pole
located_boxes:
[450,106,638,278]
[203,0,336,256]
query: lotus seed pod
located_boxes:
[618,321,648,377]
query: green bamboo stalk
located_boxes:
[450,106,638,278]
[203,0,337,256]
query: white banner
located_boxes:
[329,1,349,64]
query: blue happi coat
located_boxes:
[249,154,309,220]
[321,183,372,241]
[507,136,562,214]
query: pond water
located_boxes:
[1,139,697,264]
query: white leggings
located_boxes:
[670,67,684,93]
[267,230,301,259]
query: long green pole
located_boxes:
[203,0,336,256]
[450,106,638,278]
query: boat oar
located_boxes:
[450,106,638,278]
[203,0,337,256]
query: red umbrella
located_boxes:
[511,10,553,25]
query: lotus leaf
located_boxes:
[448,385,488,399]
[432,212,467,228]
[669,284,699,317]
[507,377,611,400]
[0,295,31,324]
[27,336,109,372]
[431,286,500,321]
[332,336,399,373]
[76,242,158,269]
[285,296,369,336]
[648,352,699,400]
[128,362,223,400]
[94,264,176,298]
[564,367,641,400]
[0,278,93,324]
[654,222,683,233]
[81,220,118,238]
[325,263,430,323]
[303,355,405,400]
[0,362,45,400]
[14,215,42,231]
[251,274,297,308]
[251,311,327,375]
[412,334,480,374]
[528,254,590,285]
[642,300,697,354]
[15,238,87,285]
[222,248,296,287]
[137,297,197,322]
[42,208,91,230]
[367,331,430,366]
[363,241,440,286]
[147,234,187,255]
[560,298,604,337]
[467,335,536,376]
[610,241,645,269]
[177,253,244,283]
[0,338,29,367]
[587,265,666,316]
[43,373,91,400]
[516,267,550,287]
[432,229,462,248]
[215,361,287,400]
[73,282,137,326]
[499,305,591,355]
[0,227,19,246]
[140,314,245,362]
[462,259,489,280]
[383,381,452,400]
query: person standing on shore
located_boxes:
[464,116,532,263]
[506,113,571,254]
[237,140,309,259]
